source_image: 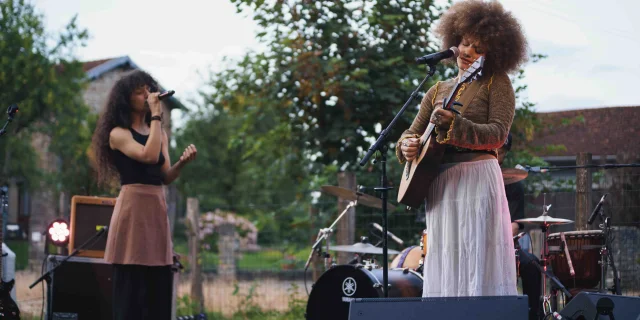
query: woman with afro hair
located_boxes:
[397,0,529,298]
[91,69,197,319]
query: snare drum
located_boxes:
[305,265,423,320]
[390,230,427,272]
[547,230,605,289]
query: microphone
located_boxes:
[371,222,404,246]
[515,164,549,173]
[587,194,608,225]
[158,90,175,100]
[415,47,459,65]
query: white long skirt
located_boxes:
[422,159,517,297]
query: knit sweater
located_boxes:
[395,72,515,164]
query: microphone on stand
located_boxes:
[515,164,549,173]
[415,47,460,65]
[587,194,608,226]
[371,223,404,246]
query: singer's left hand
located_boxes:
[179,144,197,164]
[431,108,455,129]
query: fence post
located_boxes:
[309,205,323,281]
[576,153,593,231]
[217,222,237,281]
[337,172,357,264]
[186,197,204,312]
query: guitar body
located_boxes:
[396,56,485,208]
[0,279,20,319]
[397,133,446,208]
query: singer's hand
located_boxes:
[146,92,162,116]
[401,138,420,162]
[431,108,454,129]
[179,144,197,164]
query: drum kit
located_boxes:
[304,168,621,320]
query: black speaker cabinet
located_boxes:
[47,255,113,320]
[69,195,116,258]
[558,292,640,320]
[348,296,528,320]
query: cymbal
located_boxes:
[329,242,400,255]
[321,185,397,211]
[515,215,574,226]
[502,168,528,185]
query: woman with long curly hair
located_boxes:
[396,0,528,300]
[91,69,197,319]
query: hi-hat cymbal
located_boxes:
[321,185,396,211]
[515,215,574,226]
[502,168,528,185]
[329,242,400,255]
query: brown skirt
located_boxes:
[104,184,173,266]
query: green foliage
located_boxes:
[228,0,448,170]
[0,0,100,200]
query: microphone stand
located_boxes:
[359,65,437,297]
[29,227,109,320]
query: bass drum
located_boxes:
[305,265,423,320]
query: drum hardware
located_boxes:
[516,204,574,318]
[328,238,400,255]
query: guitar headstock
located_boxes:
[459,56,484,84]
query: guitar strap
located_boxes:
[454,76,483,115]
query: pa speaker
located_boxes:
[558,292,640,320]
[69,195,116,258]
[47,255,113,320]
[348,295,528,320]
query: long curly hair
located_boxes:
[435,0,528,75]
[91,69,159,186]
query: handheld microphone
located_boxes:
[587,194,608,225]
[371,222,404,246]
[415,47,459,65]
[158,90,175,100]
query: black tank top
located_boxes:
[112,128,165,186]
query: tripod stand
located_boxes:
[591,201,621,295]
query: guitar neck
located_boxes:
[419,80,464,142]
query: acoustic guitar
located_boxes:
[397,57,485,208]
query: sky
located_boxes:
[32,0,640,119]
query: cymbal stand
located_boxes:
[594,206,621,295]
[304,201,358,271]
[538,204,555,317]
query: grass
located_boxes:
[173,238,311,271]
[5,240,29,270]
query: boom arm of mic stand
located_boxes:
[359,66,436,166]
[29,227,108,289]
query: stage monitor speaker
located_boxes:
[558,292,640,320]
[69,195,116,258]
[348,296,528,320]
[47,255,113,320]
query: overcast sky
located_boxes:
[33,0,640,118]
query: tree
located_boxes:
[229,0,449,171]
[0,0,89,189]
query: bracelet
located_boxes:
[150,115,162,122]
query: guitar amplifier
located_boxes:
[47,255,113,320]
[69,195,116,258]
